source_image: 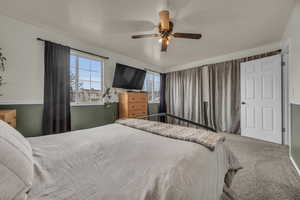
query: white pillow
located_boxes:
[0,120,33,200]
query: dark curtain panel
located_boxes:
[207,61,241,133]
[207,50,281,134]
[159,73,167,121]
[42,41,71,135]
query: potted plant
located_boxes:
[0,48,7,87]
[102,87,117,108]
[102,87,118,121]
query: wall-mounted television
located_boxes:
[112,63,146,90]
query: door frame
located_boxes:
[281,41,291,146]
[281,40,292,147]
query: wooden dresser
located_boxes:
[119,92,148,118]
[0,109,16,128]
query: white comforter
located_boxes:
[27,123,241,200]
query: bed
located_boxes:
[0,116,241,200]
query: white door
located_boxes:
[241,55,282,144]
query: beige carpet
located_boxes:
[222,133,300,200]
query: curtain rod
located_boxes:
[37,38,109,60]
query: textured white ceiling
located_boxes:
[0,0,295,69]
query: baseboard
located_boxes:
[0,100,43,105]
[290,155,300,176]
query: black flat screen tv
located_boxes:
[112,63,146,90]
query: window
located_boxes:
[143,72,160,103]
[70,52,103,104]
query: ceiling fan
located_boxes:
[131,10,202,52]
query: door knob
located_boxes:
[241,102,246,105]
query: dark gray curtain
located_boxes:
[166,67,205,126]
[159,73,166,122]
[207,61,241,133]
[42,41,71,135]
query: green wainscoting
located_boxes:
[148,103,159,115]
[291,104,300,171]
[0,103,159,137]
[71,104,118,132]
[0,104,43,137]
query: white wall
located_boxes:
[164,42,282,73]
[0,14,161,104]
[283,0,300,104]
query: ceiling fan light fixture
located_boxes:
[131,10,202,52]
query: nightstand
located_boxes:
[0,109,16,128]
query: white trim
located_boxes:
[0,100,43,105]
[0,100,158,106]
[0,100,111,106]
[290,155,300,176]
[164,42,281,72]
[281,40,291,146]
[290,100,300,105]
[71,102,105,106]
[281,39,293,154]
[148,101,160,104]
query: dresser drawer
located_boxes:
[128,103,147,111]
[128,93,147,103]
[128,110,147,118]
[0,110,16,128]
[6,120,16,128]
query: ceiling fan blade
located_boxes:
[131,34,160,39]
[161,39,168,52]
[159,10,170,30]
[173,33,202,39]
